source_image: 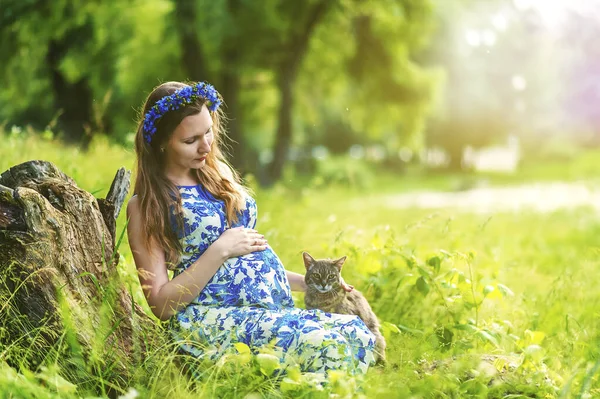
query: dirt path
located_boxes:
[381,181,600,213]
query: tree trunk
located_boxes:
[46,37,94,149]
[0,161,157,388]
[268,67,295,183]
[46,5,96,149]
[174,0,211,82]
[220,0,247,172]
[219,70,245,171]
[267,0,332,184]
[174,0,247,172]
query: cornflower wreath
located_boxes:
[143,82,222,144]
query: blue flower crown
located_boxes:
[143,82,222,144]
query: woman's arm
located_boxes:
[127,197,266,321]
[286,271,307,292]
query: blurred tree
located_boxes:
[1,0,440,183]
[0,0,126,148]
[178,0,344,181]
[108,1,181,142]
[174,0,248,170]
[295,0,439,167]
[172,0,333,175]
[263,0,335,183]
[194,0,438,183]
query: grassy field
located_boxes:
[1,130,600,398]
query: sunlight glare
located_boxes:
[491,13,508,31]
[465,30,481,47]
[511,75,527,91]
[514,0,600,28]
[482,29,497,46]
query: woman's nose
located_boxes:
[199,137,211,151]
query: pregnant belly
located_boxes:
[197,247,293,308]
[236,247,292,291]
[237,247,285,273]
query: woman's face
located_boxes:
[163,104,214,176]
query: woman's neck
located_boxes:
[164,169,199,187]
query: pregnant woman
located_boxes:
[126,81,376,375]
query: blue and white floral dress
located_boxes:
[169,184,376,374]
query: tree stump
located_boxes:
[0,160,158,385]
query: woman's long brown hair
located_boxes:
[133,81,246,269]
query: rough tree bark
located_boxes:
[0,160,158,385]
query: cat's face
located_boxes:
[303,252,346,293]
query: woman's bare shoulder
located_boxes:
[127,195,140,216]
[126,196,146,247]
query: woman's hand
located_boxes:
[340,277,354,293]
[214,226,268,259]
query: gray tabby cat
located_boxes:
[303,252,386,364]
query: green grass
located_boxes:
[2,130,600,398]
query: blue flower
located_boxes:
[143,82,222,144]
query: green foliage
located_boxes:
[0,127,134,197]
[1,1,132,137]
[297,0,442,154]
[1,0,441,176]
[2,133,600,397]
[309,156,377,190]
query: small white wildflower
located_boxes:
[118,387,139,399]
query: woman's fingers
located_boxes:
[240,228,261,239]
[252,238,268,246]
[250,237,268,249]
[341,281,354,292]
[230,228,267,251]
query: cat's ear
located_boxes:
[302,252,315,270]
[333,256,347,271]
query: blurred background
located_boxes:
[1,0,599,187]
